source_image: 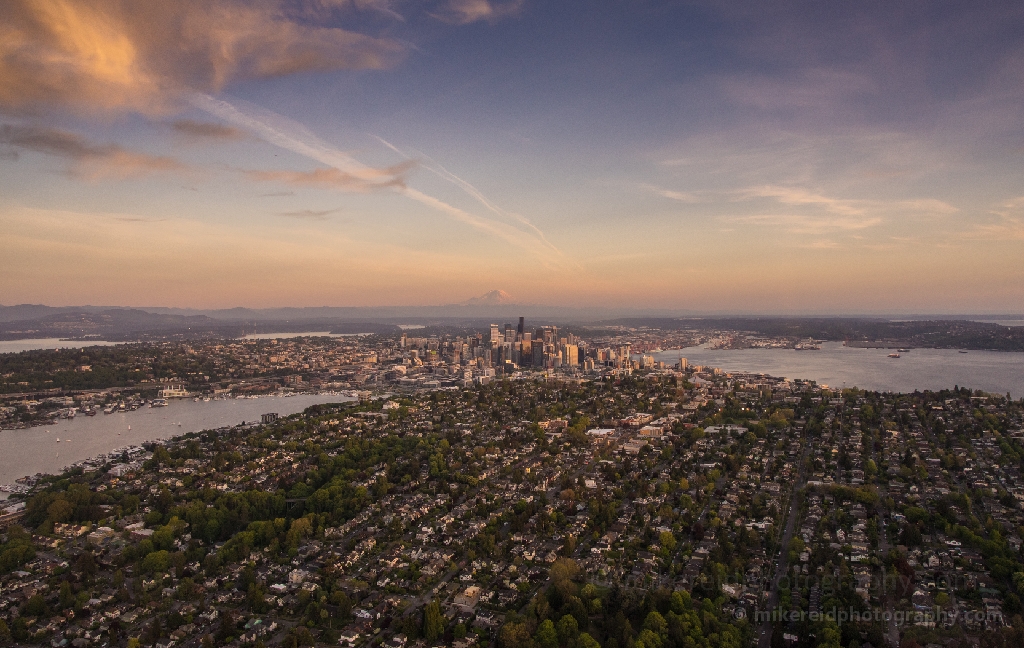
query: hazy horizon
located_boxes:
[2,297,1023,321]
[2,1,1023,312]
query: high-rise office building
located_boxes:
[532,342,545,367]
[565,344,579,366]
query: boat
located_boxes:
[794,341,821,350]
[888,353,900,358]
[897,348,910,353]
[959,350,968,354]
[151,398,168,408]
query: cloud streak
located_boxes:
[0,123,185,178]
[641,184,700,203]
[278,209,336,221]
[171,120,246,141]
[247,164,412,192]
[193,94,559,256]
[432,0,524,25]
[726,213,882,235]
[373,136,563,256]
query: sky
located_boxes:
[1,0,1023,314]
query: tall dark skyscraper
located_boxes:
[517,317,525,340]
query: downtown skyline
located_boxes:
[2,0,1024,313]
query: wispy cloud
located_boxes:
[641,184,700,203]
[193,94,558,256]
[736,185,865,216]
[727,213,882,235]
[0,0,405,114]
[0,124,185,179]
[895,199,959,214]
[970,197,1024,240]
[733,185,958,225]
[432,0,524,25]
[373,135,563,256]
[171,120,246,141]
[247,163,412,192]
[288,0,406,22]
[278,209,336,221]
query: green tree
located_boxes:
[146,616,163,647]
[500,621,532,648]
[76,550,97,579]
[141,550,171,574]
[24,592,47,617]
[659,531,677,553]
[47,498,74,523]
[11,617,28,642]
[578,633,601,648]
[643,611,667,636]
[423,600,445,642]
[59,580,75,610]
[557,615,580,644]
[535,619,558,648]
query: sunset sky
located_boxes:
[2,0,1023,313]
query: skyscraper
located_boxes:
[517,317,525,341]
[565,344,579,366]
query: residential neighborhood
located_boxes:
[1,327,1024,648]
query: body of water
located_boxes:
[240,332,370,340]
[649,342,1024,398]
[0,338,123,354]
[0,393,354,485]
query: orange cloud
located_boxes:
[433,0,524,25]
[0,0,405,115]
[0,123,185,178]
[246,160,415,192]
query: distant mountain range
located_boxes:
[461,289,514,306]
[0,295,1022,345]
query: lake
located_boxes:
[241,332,371,340]
[0,338,123,354]
[0,393,354,485]
[0,333,369,354]
[648,342,1024,397]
